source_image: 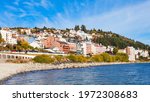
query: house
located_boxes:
[79,42,93,56]
[0,30,17,44]
[91,44,97,55]
[140,50,149,58]
[20,28,31,34]
[98,45,107,54]
[126,46,135,61]
[76,30,92,41]
[30,41,42,48]
[68,43,77,52]
[106,46,114,52]
[42,36,59,49]
[118,49,126,53]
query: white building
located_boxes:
[91,44,97,55]
[135,49,142,59]
[106,46,114,52]
[76,30,92,41]
[81,42,87,56]
[126,46,135,61]
[141,50,149,58]
[20,29,31,34]
[77,42,91,56]
[135,49,149,59]
[118,49,126,53]
[0,30,17,44]
[69,30,76,35]
[30,41,42,48]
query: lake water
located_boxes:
[2,63,150,85]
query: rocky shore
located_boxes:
[0,62,145,83]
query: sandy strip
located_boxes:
[0,62,140,82]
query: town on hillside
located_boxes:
[0,26,149,62]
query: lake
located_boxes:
[2,63,150,85]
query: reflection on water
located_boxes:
[2,63,150,85]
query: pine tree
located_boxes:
[81,25,87,32]
[74,25,80,31]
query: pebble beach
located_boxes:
[0,62,136,82]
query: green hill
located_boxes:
[74,25,150,51]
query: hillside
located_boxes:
[73,25,150,50]
[90,29,150,50]
[9,26,150,51]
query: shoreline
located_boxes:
[0,62,149,83]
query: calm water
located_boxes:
[2,63,150,85]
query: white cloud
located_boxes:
[77,1,150,31]
[41,0,53,9]
[0,12,17,27]
[23,0,53,9]
[40,0,150,44]
[1,0,150,44]
[38,17,53,27]
[5,5,17,11]
[23,1,39,7]
[14,0,20,5]
[37,13,74,28]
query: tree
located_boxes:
[101,53,111,62]
[43,26,47,30]
[0,33,4,44]
[67,54,87,63]
[116,53,129,62]
[81,25,87,32]
[22,31,27,35]
[17,40,31,50]
[0,33,2,40]
[67,54,77,62]
[66,28,70,31]
[5,44,14,50]
[0,46,4,51]
[15,45,22,51]
[92,28,97,33]
[17,29,21,34]
[74,25,80,31]
[0,33,2,39]
[33,55,54,63]
[113,47,118,55]
[31,27,40,33]
[76,55,87,63]
[91,54,103,62]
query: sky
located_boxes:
[0,0,150,45]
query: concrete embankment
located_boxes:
[0,62,133,82]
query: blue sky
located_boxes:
[0,0,150,45]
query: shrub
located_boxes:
[76,55,87,63]
[6,59,30,63]
[66,54,77,62]
[55,55,63,62]
[67,54,87,63]
[101,53,111,62]
[91,54,103,62]
[116,53,129,62]
[113,47,118,55]
[110,56,116,62]
[33,54,54,63]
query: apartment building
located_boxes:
[126,46,136,61]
